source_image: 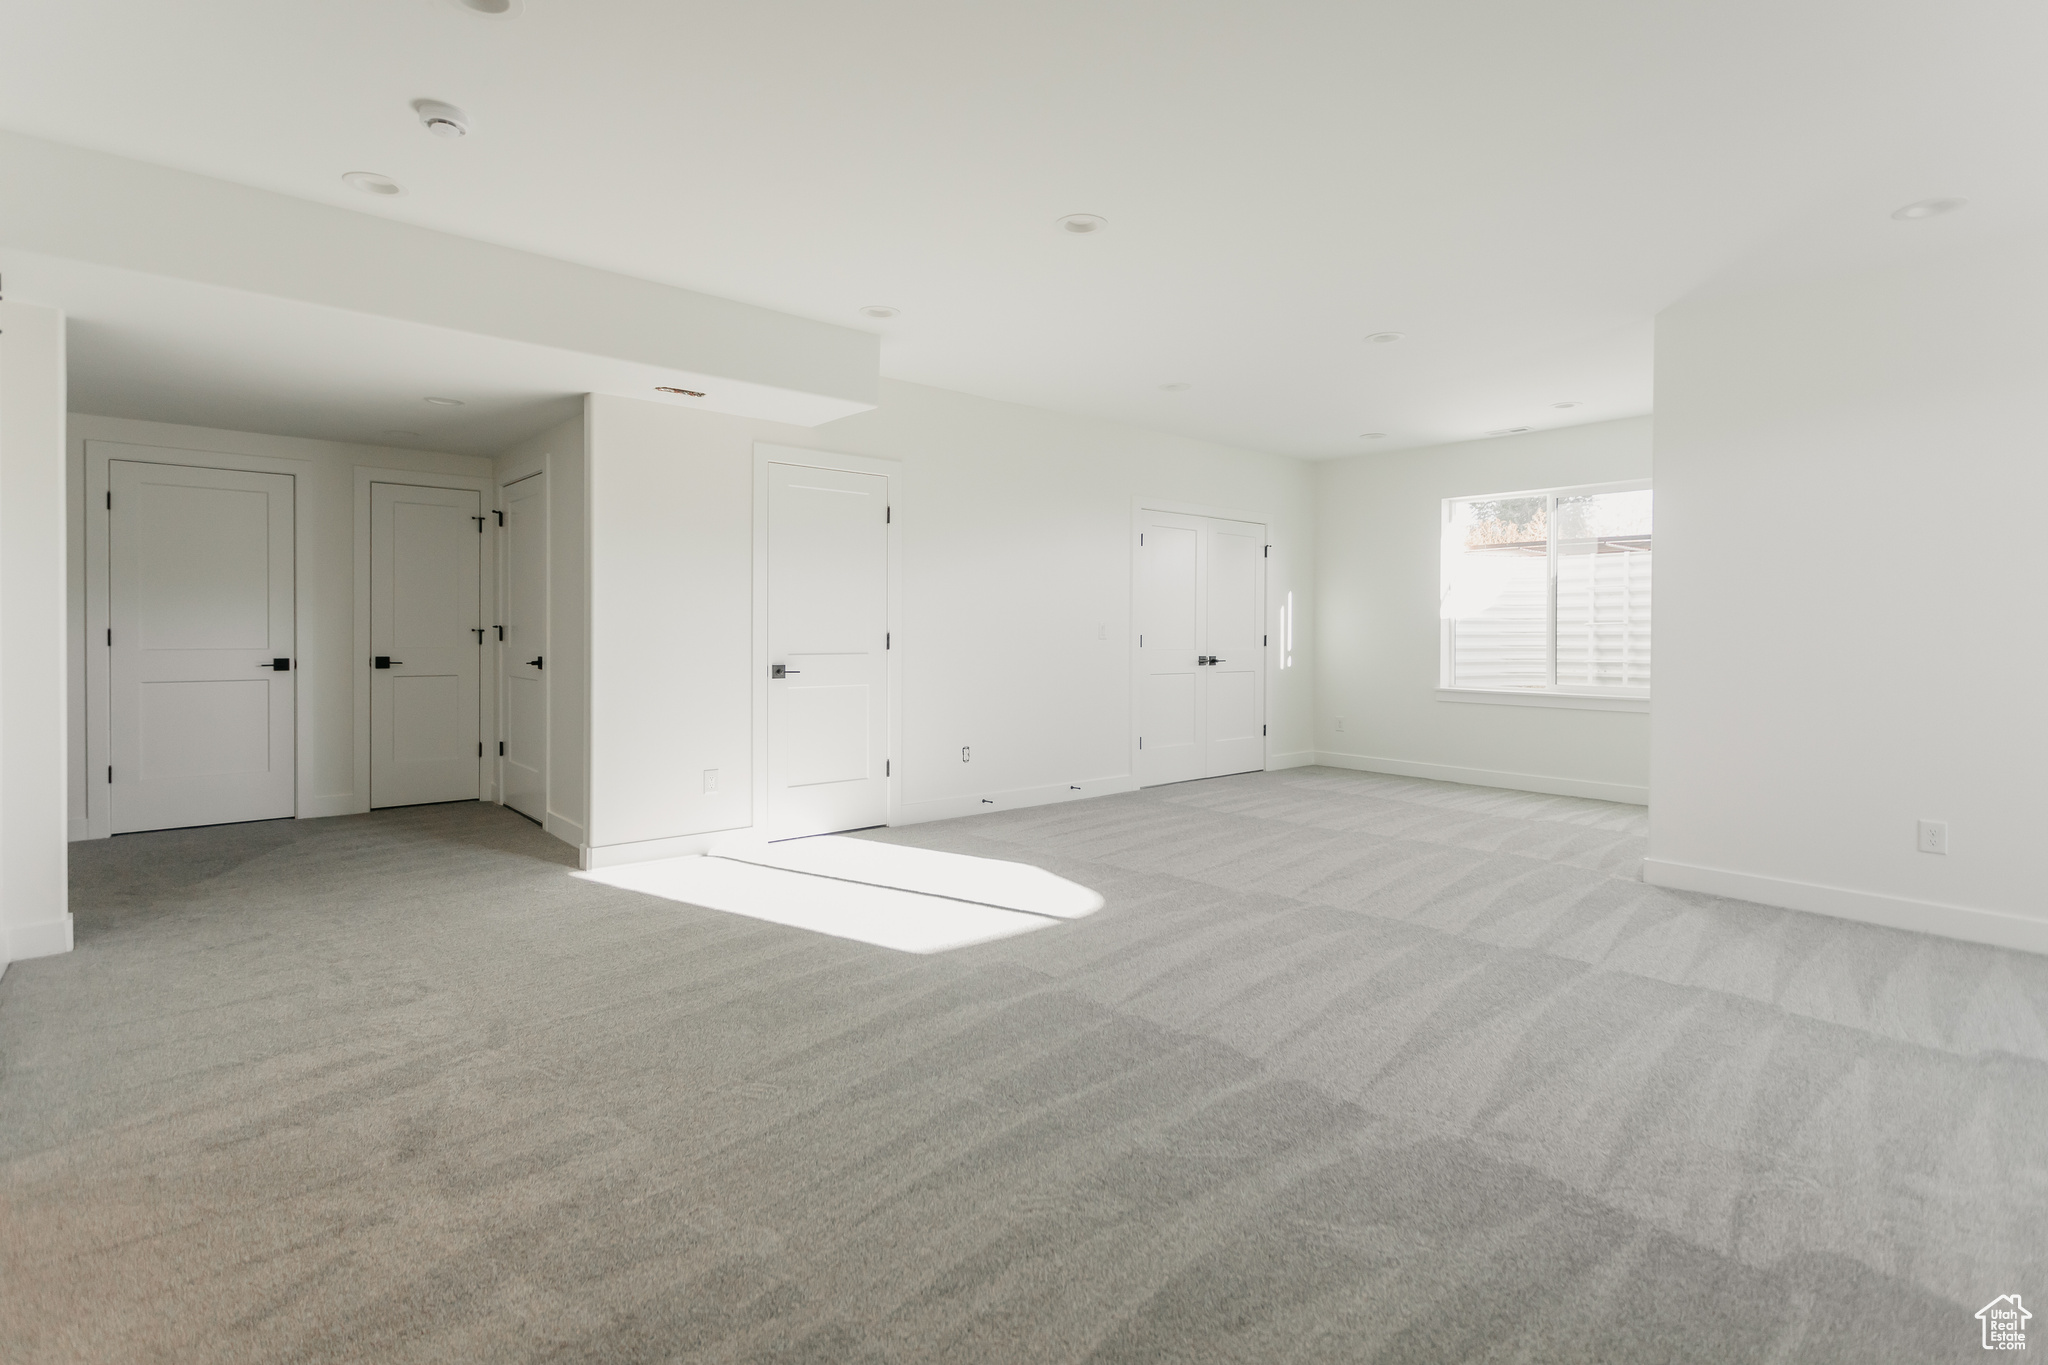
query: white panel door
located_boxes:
[1204,518,1268,777]
[766,462,888,840]
[1135,511,1206,786]
[500,472,547,823]
[109,460,295,832]
[1135,510,1267,787]
[370,483,482,807]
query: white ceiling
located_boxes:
[4,0,2044,458]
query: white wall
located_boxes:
[1314,418,1653,803]
[1650,237,2048,953]
[68,415,493,832]
[581,380,1315,861]
[1,302,72,967]
[493,414,587,847]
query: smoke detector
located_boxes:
[413,100,471,139]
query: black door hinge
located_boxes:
[1139,532,1144,545]
[1263,725,1268,735]
[106,491,112,509]
[1263,634,1268,646]
[886,506,891,523]
[478,741,484,757]
[498,741,505,756]
[107,628,112,645]
[885,759,891,776]
[886,632,891,649]
[1138,737,1143,749]
[107,765,113,782]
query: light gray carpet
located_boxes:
[3,767,2044,1363]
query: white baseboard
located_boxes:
[582,829,727,871]
[892,775,1141,826]
[1268,750,1315,771]
[1643,858,2048,956]
[545,811,587,855]
[1315,750,1650,806]
[3,915,75,963]
[297,793,361,819]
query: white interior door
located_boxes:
[370,482,482,808]
[766,462,888,840]
[109,460,295,833]
[1135,511,1206,786]
[1135,510,1267,787]
[1204,518,1267,777]
[500,472,547,822]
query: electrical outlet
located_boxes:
[703,769,719,794]
[1917,819,1948,855]
[961,746,971,763]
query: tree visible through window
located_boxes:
[1441,483,1651,694]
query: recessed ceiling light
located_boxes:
[414,99,470,139]
[423,396,464,406]
[1892,198,1966,220]
[1359,432,1387,440]
[1159,382,1191,392]
[859,305,899,320]
[1551,401,1580,409]
[1485,427,1532,437]
[1057,214,1107,234]
[656,386,706,397]
[342,171,403,196]
[1365,331,1405,344]
[383,430,421,440]
[449,0,520,15]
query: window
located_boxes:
[1440,481,1651,704]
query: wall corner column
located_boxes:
[0,300,74,967]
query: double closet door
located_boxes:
[1135,510,1267,787]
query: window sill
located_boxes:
[1436,687,1648,713]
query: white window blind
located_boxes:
[1442,484,1651,696]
